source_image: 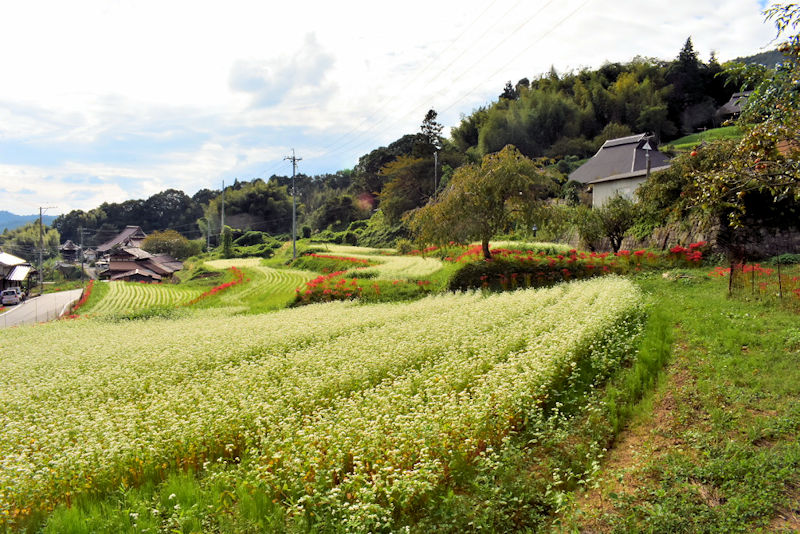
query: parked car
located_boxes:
[1,289,20,306]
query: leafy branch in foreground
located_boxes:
[688,3,800,225]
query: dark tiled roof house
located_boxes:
[569,133,671,207]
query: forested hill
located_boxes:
[450,39,773,162]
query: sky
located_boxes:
[0,0,782,216]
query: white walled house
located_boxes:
[569,134,671,207]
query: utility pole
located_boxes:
[284,149,302,260]
[220,180,225,246]
[38,206,56,295]
[79,225,85,284]
[434,150,439,194]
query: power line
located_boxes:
[308,0,554,163]
[441,0,594,116]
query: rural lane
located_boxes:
[0,289,83,329]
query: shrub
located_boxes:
[767,253,800,265]
[396,238,415,254]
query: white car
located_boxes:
[1,289,20,306]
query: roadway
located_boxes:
[0,289,83,329]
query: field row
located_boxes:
[323,244,444,278]
[204,258,315,308]
[87,281,204,315]
[0,277,642,527]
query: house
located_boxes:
[59,240,81,263]
[101,246,183,283]
[96,226,147,254]
[0,251,35,292]
[569,133,671,207]
[714,91,752,125]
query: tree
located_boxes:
[379,156,434,223]
[417,109,443,156]
[0,222,60,263]
[687,4,800,225]
[350,134,418,197]
[499,81,519,101]
[406,145,557,259]
[204,179,292,237]
[221,226,233,259]
[596,194,638,252]
[141,229,201,260]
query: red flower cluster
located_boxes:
[185,267,245,306]
[64,280,95,319]
[309,253,370,265]
[668,241,707,264]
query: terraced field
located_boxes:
[205,258,315,310]
[1,277,643,531]
[323,244,444,278]
[88,281,204,315]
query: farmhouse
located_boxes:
[714,91,752,125]
[94,226,184,282]
[569,133,671,207]
[100,246,183,283]
[0,251,35,292]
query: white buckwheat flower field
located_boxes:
[0,276,643,528]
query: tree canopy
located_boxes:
[685,4,800,225]
[406,145,557,259]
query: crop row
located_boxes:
[324,245,444,278]
[0,277,642,527]
[87,281,204,315]
[204,258,315,306]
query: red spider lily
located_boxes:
[185,267,246,306]
[65,280,95,318]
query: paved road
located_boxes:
[0,289,83,329]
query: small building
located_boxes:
[714,91,752,125]
[59,240,81,263]
[569,133,671,207]
[0,251,36,292]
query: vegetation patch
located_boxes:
[1,278,644,532]
[447,243,708,291]
[562,272,800,532]
[290,252,376,273]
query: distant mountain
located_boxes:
[0,211,57,232]
[731,49,786,67]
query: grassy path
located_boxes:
[562,272,800,532]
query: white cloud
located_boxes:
[229,34,336,108]
[0,0,783,215]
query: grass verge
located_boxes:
[561,271,800,532]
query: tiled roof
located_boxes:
[110,268,162,281]
[569,133,671,185]
[96,226,147,252]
